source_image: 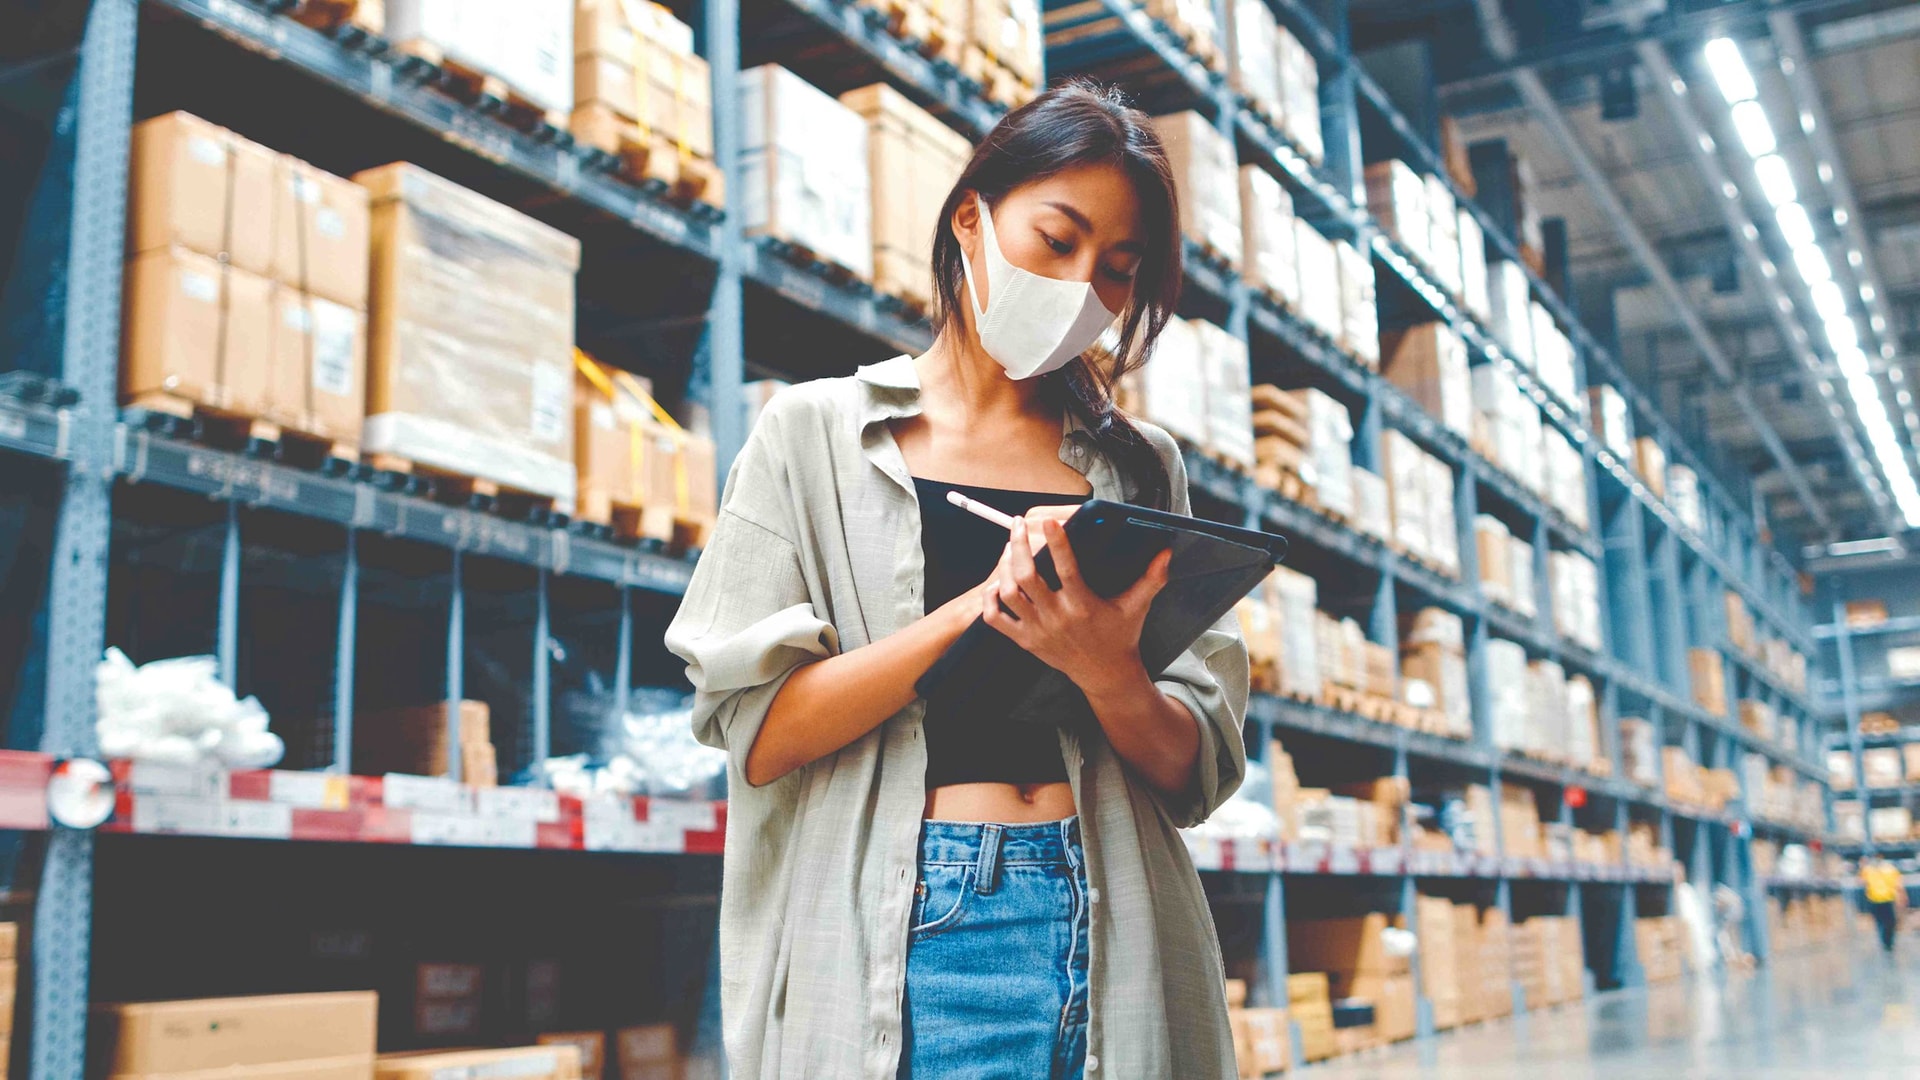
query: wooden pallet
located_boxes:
[761,234,873,288]
[394,39,568,133]
[366,453,560,520]
[571,105,725,208]
[125,392,358,471]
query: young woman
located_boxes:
[666,81,1248,1079]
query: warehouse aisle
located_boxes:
[1305,939,1920,1077]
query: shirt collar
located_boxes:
[854,353,1099,446]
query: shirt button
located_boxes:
[1072,446,1085,457]
[1088,887,1102,904]
[1086,1054,1100,1071]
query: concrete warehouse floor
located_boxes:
[1306,932,1920,1077]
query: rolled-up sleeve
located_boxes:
[1147,435,1250,829]
[664,404,839,784]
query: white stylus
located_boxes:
[945,489,1019,530]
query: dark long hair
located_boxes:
[929,80,1182,510]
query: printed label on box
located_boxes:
[532,362,569,444]
[311,298,356,397]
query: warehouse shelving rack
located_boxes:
[1814,567,1920,863]
[0,0,1838,1073]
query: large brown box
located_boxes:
[128,112,275,276]
[270,157,371,310]
[122,247,274,419]
[357,163,580,507]
[268,288,367,447]
[1846,600,1890,627]
[1381,322,1471,436]
[353,700,492,780]
[1689,648,1727,715]
[537,1033,606,1080]
[573,52,714,159]
[1286,914,1410,995]
[377,1047,581,1080]
[1349,972,1415,1043]
[1633,436,1667,498]
[1150,111,1242,269]
[840,83,971,308]
[91,992,377,1077]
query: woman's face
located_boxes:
[955,162,1147,317]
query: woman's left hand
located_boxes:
[982,515,1172,696]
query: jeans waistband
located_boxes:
[918,817,1082,868]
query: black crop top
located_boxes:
[913,477,1089,788]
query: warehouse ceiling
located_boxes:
[1355,0,1920,553]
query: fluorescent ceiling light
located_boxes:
[1730,101,1777,156]
[1753,155,1796,206]
[1828,317,1861,351]
[1794,244,1833,282]
[1776,203,1816,247]
[1704,38,1758,102]
[1836,346,1870,378]
[1809,279,1848,320]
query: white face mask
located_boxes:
[959,195,1123,380]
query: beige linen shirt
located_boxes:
[664,354,1249,1079]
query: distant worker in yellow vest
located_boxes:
[1861,855,1906,954]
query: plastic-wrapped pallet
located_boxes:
[1381,430,1429,561]
[1475,516,1512,607]
[1471,364,1533,481]
[1138,315,1209,448]
[1336,239,1379,368]
[1529,302,1577,406]
[573,0,717,197]
[1485,260,1533,368]
[1364,160,1429,266]
[1303,389,1354,517]
[357,163,580,507]
[1402,609,1469,737]
[1196,318,1254,471]
[1352,468,1391,542]
[1382,322,1471,437]
[1424,174,1460,298]
[840,83,972,310]
[389,0,573,115]
[1239,165,1299,307]
[1543,426,1588,527]
[1486,638,1529,750]
[1227,0,1282,122]
[1425,455,1459,575]
[1588,384,1633,460]
[739,65,872,279]
[1295,221,1342,342]
[1508,534,1536,618]
[1152,111,1242,268]
[1276,26,1322,164]
[1457,208,1488,322]
[1567,675,1599,772]
[1526,659,1567,758]
[1272,566,1321,699]
[1513,398,1546,494]
[1668,463,1704,532]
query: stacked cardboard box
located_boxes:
[1486,637,1529,752]
[1846,599,1891,627]
[1567,675,1605,775]
[1250,384,1309,486]
[93,992,378,1078]
[1336,240,1380,368]
[1269,739,1302,839]
[1382,322,1471,437]
[1240,165,1300,307]
[1425,175,1461,299]
[1288,972,1336,1062]
[968,0,1043,98]
[1668,463,1704,532]
[1485,260,1533,367]
[1276,26,1322,164]
[1725,591,1755,654]
[1352,467,1391,542]
[1500,785,1543,858]
[1471,363,1543,491]
[1513,916,1584,1009]
[1142,0,1220,70]
[1739,698,1778,743]
[1634,436,1668,498]
[1381,430,1457,572]
[1587,385,1633,460]
[1154,111,1243,269]
[1542,427,1588,527]
[392,0,573,115]
[1509,533,1538,618]
[359,162,579,508]
[1401,608,1470,738]
[575,356,718,544]
[1415,895,1464,1029]
[1524,660,1569,762]
[1295,220,1343,343]
[573,0,720,204]
[1871,805,1914,842]
[1365,160,1431,268]
[1228,1005,1291,1079]
[126,113,370,451]
[1476,516,1514,608]
[1528,303,1576,407]
[1636,917,1685,983]
[1302,388,1355,516]
[1287,913,1411,1003]
[1227,0,1282,124]
[1197,320,1256,471]
[1458,208,1489,322]
[1827,749,1855,791]
[1138,316,1209,449]
[1863,747,1903,788]
[739,65,872,279]
[1834,800,1865,843]
[354,700,498,785]
[839,83,970,309]
[1478,907,1515,1021]
[1620,718,1657,785]
[1273,566,1322,700]
[536,1032,605,1079]
[1689,648,1727,716]
[1549,550,1602,651]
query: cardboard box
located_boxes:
[377,1046,581,1080]
[387,0,573,114]
[270,157,372,310]
[122,247,274,420]
[1457,208,1488,321]
[969,0,1042,86]
[1302,389,1353,516]
[1276,24,1322,162]
[269,289,367,446]
[1846,600,1890,628]
[574,0,713,160]
[1485,260,1533,366]
[1588,384,1633,460]
[354,700,491,780]
[615,1024,679,1079]
[1138,316,1209,448]
[740,65,872,279]
[1365,160,1429,262]
[1295,220,1341,343]
[1197,319,1255,470]
[538,1033,606,1080]
[1227,0,1281,120]
[1864,747,1903,788]
[92,993,377,1076]
[1239,165,1298,307]
[1153,111,1243,269]
[840,82,970,307]
[1382,323,1471,437]
[1381,430,1429,559]
[1352,467,1390,541]
[128,112,275,277]
[1287,914,1411,990]
[1349,972,1415,1043]
[1242,1008,1290,1074]
[1689,648,1727,715]
[1634,437,1667,499]
[1336,239,1379,368]
[358,162,580,508]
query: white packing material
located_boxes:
[95,647,284,769]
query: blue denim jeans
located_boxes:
[899,817,1091,1080]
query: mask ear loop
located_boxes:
[958,194,993,322]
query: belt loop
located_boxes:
[975,824,1004,895]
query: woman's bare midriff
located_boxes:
[925,782,1076,823]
